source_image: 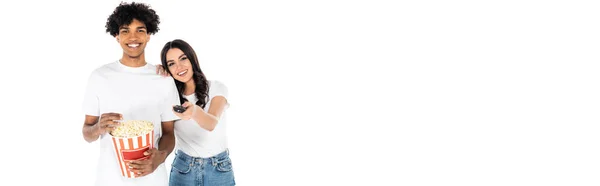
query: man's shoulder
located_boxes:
[90,61,118,75]
[147,76,178,95]
[153,75,176,85]
[142,62,158,72]
[86,61,118,80]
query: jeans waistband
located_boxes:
[175,149,230,163]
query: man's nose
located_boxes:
[127,32,143,41]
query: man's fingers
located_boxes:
[129,160,153,177]
[105,125,119,132]
[100,114,122,122]
[128,159,155,177]
[128,162,144,170]
[101,112,122,118]
[99,113,122,130]
[144,148,158,156]
[129,159,151,165]
[107,120,121,126]
[128,149,159,176]
[140,165,153,176]
[136,171,150,177]
[131,167,147,176]
[128,160,151,167]
[101,121,120,129]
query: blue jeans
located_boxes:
[169,149,236,186]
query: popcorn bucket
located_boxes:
[110,120,154,178]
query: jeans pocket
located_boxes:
[216,157,233,172]
[172,156,192,174]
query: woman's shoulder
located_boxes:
[209,80,227,89]
[208,80,228,97]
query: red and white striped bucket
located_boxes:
[111,129,154,178]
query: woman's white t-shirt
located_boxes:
[174,80,230,158]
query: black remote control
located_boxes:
[173,105,187,113]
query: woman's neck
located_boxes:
[184,79,196,96]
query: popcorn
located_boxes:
[110,120,154,178]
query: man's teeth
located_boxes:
[178,70,187,76]
[128,44,140,48]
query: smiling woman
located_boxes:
[161,39,209,107]
[159,39,236,186]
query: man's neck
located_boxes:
[120,54,146,67]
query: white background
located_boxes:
[0,0,599,185]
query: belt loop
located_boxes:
[211,157,217,166]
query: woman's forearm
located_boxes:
[191,105,219,131]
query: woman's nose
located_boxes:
[172,63,180,70]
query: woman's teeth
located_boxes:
[178,70,188,76]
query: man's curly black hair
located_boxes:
[105,2,160,37]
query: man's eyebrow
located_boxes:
[119,26,146,30]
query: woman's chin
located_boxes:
[173,76,185,83]
[175,76,193,83]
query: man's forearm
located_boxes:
[156,131,175,162]
[82,124,101,143]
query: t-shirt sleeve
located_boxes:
[162,78,181,122]
[210,80,229,106]
[82,72,100,116]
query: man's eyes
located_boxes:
[119,29,145,33]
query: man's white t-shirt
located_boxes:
[82,61,180,186]
[174,80,230,158]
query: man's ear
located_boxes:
[116,35,120,42]
[146,34,151,42]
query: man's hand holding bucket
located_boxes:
[95,113,122,135]
[127,148,168,177]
